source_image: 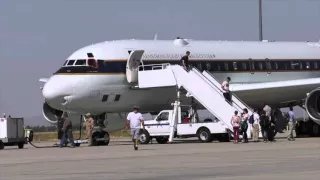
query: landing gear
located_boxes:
[295,119,320,137]
[91,130,110,146]
[73,114,111,146]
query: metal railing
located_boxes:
[203,70,254,112]
[138,63,171,71]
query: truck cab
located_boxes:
[139,109,230,144]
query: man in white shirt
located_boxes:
[287,107,295,141]
[126,106,145,150]
[221,77,231,103]
[252,109,260,142]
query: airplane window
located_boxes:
[75,59,86,66]
[272,62,278,70]
[88,59,98,68]
[197,63,203,71]
[306,62,310,69]
[102,95,109,102]
[67,60,75,66]
[258,62,263,70]
[217,63,221,71]
[290,61,297,70]
[265,58,271,70]
[314,62,318,69]
[284,62,288,70]
[63,60,68,66]
[299,61,303,69]
[114,95,121,102]
[249,58,255,70]
[242,62,247,70]
[206,62,211,71]
[233,62,238,70]
[224,62,229,71]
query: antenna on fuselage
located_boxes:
[154,33,158,40]
[258,0,263,41]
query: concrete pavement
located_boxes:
[0,137,319,180]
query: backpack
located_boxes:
[249,114,254,124]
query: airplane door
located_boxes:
[265,58,271,74]
[126,50,145,84]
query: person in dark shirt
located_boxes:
[268,111,276,142]
[59,113,75,148]
[55,114,64,140]
[180,51,190,71]
[259,110,270,143]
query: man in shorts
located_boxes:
[126,106,145,150]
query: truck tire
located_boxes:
[0,141,4,150]
[155,137,168,144]
[197,128,212,143]
[18,142,24,149]
[139,129,151,144]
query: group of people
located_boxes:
[230,104,296,143]
[55,112,95,148]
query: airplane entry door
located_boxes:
[126,50,145,84]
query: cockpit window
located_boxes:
[63,60,68,66]
[75,59,86,66]
[88,59,98,68]
[67,60,75,66]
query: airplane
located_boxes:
[39,37,320,137]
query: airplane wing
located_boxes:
[229,77,320,107]
[39,78,48,83]
[231,78,320,92]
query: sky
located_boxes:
[0,0,320,122]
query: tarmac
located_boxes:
[1,135,320,180]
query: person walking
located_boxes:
[287,107,296,141]
[241,108,249,143]
[221,77,232,103]
[231,111,241,143]
[60,113,75,148]
[252,109,260,142]
[259,111,270,143]
[180,51,190,71]
[126,106,145,150]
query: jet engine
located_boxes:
[305,88,320,123]
[42,101,63,124]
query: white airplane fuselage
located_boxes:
[40,39,320,130]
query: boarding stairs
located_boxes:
[138,64,263,140]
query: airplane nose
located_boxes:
[42,83,59,101]
[42,76,73,101]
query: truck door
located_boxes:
[126,50,145,84]
[154,111,170,135]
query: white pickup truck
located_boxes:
[139,109,231,144]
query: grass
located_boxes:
[32,130,131,142]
